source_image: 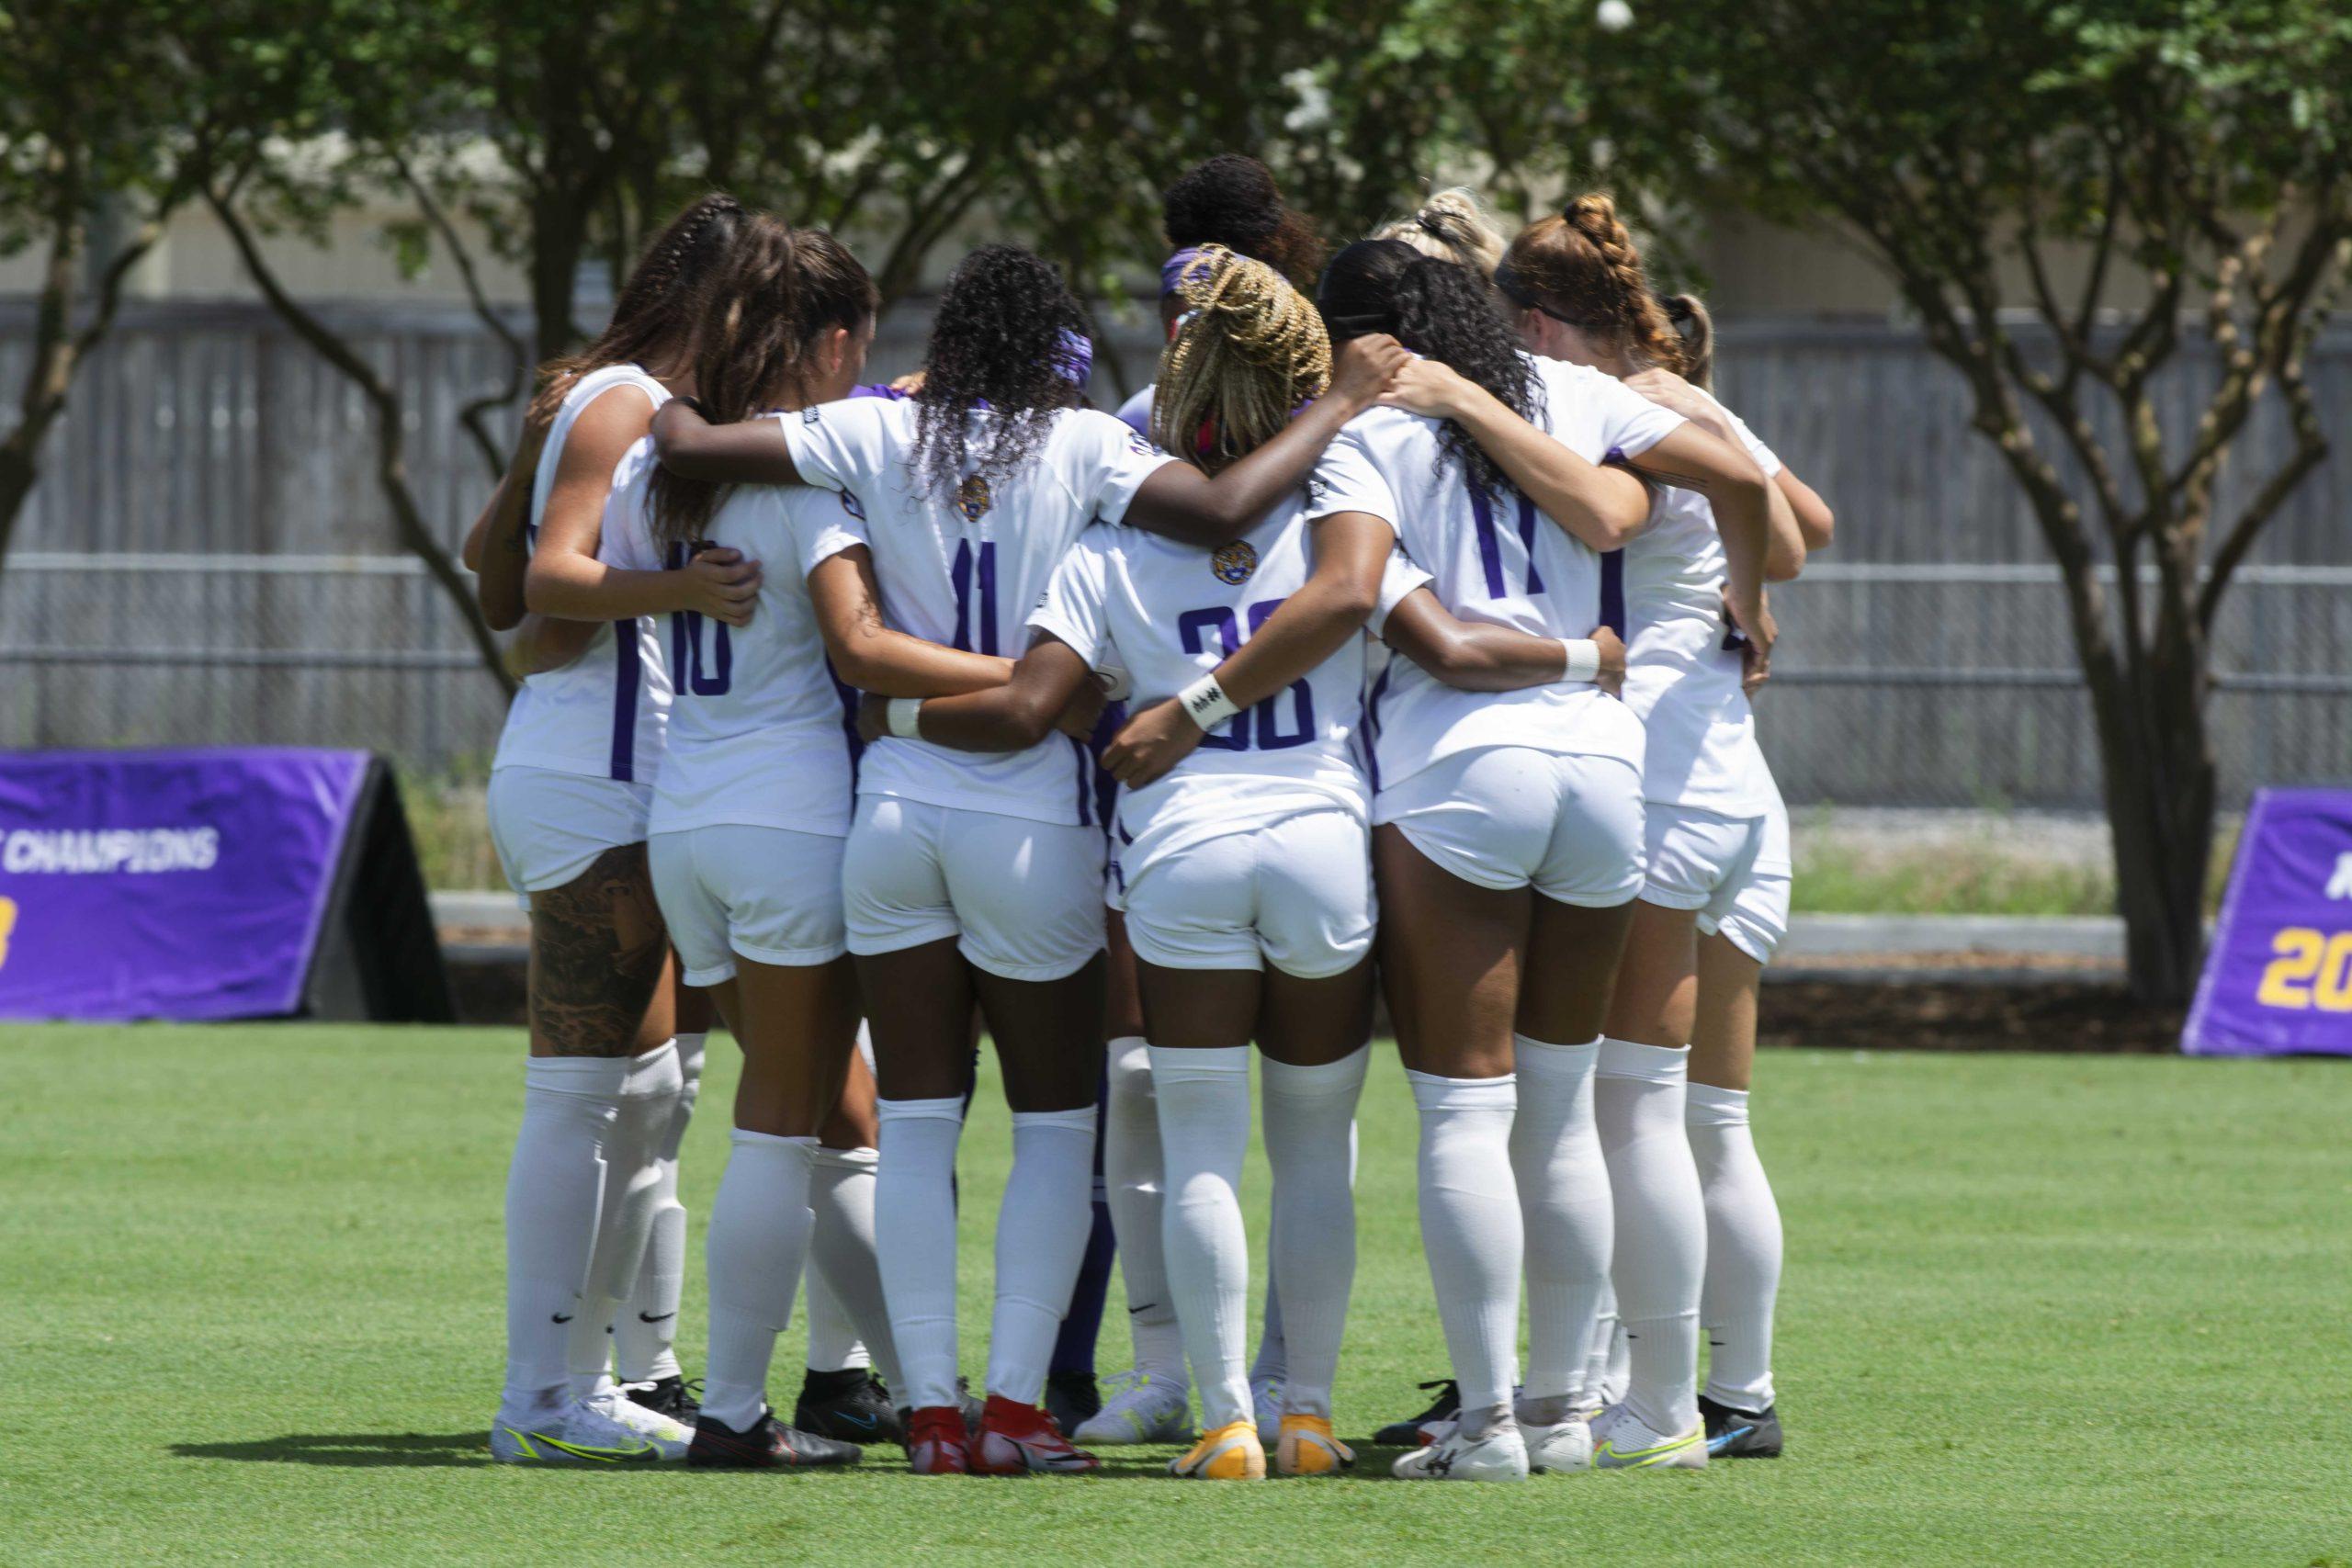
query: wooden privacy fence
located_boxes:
[3,300,2347,805]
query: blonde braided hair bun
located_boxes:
[1150,244,1333,475]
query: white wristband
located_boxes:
[886,697,925,739]
[1558,639,1601,682]
[1177,673,1240,730]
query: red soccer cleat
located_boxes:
[905,1405,972,1475]
[969,1394,1102,1475]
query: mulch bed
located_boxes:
[444,936,2189,1052]
[1759,976,2185,1053]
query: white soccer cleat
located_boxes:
[1071,1370,1193,1446]
[1589,1404,1708,1470]
[1389,1418,1529,1482]
[1250,1373,1285,1445]
[490,1395,689,1465]
[1526,1415,1594,1473]
[582,1385,695,1450]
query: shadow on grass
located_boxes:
[171,1431,491,1468]
[1080,1445,1417,1482]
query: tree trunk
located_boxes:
[528,182,591,367]
[2086,648,2217,1007]
[0,447,39,570]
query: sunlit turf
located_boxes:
[3,1024,2346,1565]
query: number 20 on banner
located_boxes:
[2254,927,2352,1011]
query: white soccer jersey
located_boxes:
[1028,495,1430,882]
[624,417,859,840]
[1306,353,1682,790]
[782,396,1176,826]
[1621,390,1783,817]
[491,364,673,784]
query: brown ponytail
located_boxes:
[1657,291,1714,389]
[1499,192,1690,377]
[530,192,746,426]
[648,218,877,552]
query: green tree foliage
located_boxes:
[1562,0,2351,1002]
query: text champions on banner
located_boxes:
[0,749,370,1021]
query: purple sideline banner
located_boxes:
[0,748,369,1021]
[2183,787,2352,1057]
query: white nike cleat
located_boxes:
[580,1385,695,1452]
[1390,1419,1529,1482]
[1072,1370,1193,1446]
[1250,1374,1285,1445]
[1526,1416,1594,1473]
[1590,1404,1707,1470]
[491,1396,688,1465]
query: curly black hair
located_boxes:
[1162,154,1324,288]
[1317,239,1542,496]
[911,244,1086,499]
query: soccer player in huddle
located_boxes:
[462,164,1831,1484]
[652,239,1407,1473]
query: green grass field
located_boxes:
[4,1026,2347,1566]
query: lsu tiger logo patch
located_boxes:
[1211,541,1258,585]
[956,474,993,523]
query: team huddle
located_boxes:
[463,154,1833,1482]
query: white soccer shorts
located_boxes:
[486,765,651,898]
[649,824,849,985]
[1120,808,1374,979]
[1374,745,1645,908]
[1693,798,1791,964]
[842,795,1106,981]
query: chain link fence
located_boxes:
[6,552,2347,813]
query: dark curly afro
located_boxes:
[1161,154,1324,287]
[911,244,1086,499]
[1317,239,1541,497]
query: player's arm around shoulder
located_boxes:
[870,630,1100,753]
[806,544,1012,699]
[525,391,762,626]
[1382,591,1623,696]
[1102,510,1391,788]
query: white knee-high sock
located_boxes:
[1150,1046,1253,1430]
[804,1269,863,1372]
[503,1056,629,1410]
[1596,1038,1705,1435]
[1247,1111,1353,1386]
[1250,1278,1288,1385]
[700,1129,817,1431]
[1688,1083,1781,1412]
[1407,1069,1522,1430]
[1260,1046,1367,1420]
[1578,1282,1619,1416]
[1104,1037,1184,1382]
[616,1032,703,1383]
[1511,1035,1613,1418]
[808,1144,899,1390]
[567,1043,683,1398]
[876,1097,965,1412]
[988,1106,1099,1405]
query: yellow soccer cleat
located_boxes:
[1276,1414,1355,1476]
[1168,1419,1266,1480]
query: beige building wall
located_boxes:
[0,187,2276,323]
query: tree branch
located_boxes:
[395,149,528,481]
[205,183,515,696]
